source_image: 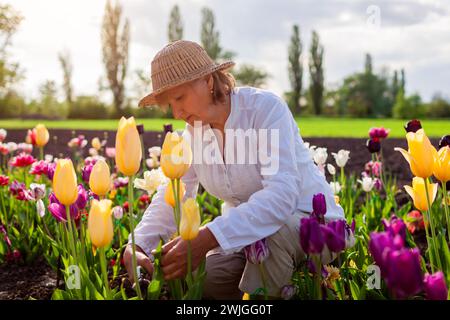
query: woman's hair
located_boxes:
[155,69,235,108]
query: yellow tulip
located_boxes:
[35,124,49,147]
[92,137,102,151]
[160,132,192,179]
[164,180,186,207]
[433,146,450,182]
[53,159,78,206]
[88,199,114,248]
[404,177,438,212]
[395,129,437,178]
[180,198,200,241]
[89,159,111,196]
[115,117,142,176]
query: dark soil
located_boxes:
[0,129,441,300]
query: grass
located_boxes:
[0,117,448,138]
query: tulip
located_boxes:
[82,164,94,184]
[88,199,114,249]
[10,153,36,167]
[358,176,375,192]
[0,129,6,142]
[53,159,78,206]
[30,160,49,176]
[115,117,142,177]
[112,206,123,220]
[35,124,49,147]
[312,193,327,223]
[332,150,350,167]
[424,272,448,300]
[134,168,168,195]
[75,184,88,211]
[113,176,129,189]
[366,138,381,153]
[148,146,162,158]
[385,248,423,299]
[405,210,425,234]
[160,132,192,179]
[395,129,437,179]
[18,143,33,154]
[364,160,382,177]
[163,123,173,135]
[329,182,341,195]
[105,147,116,158]
[26,129,37,145]
[0,175,9,186]
[180,198,200,241]
[369,232,404,273]
[382,215,407,242]
[29,183,46,200]
[92,137,102,151]
[164,180,186,208]
[244,238,270,264]
[46,162,56,181]
[313,147,328,166]
[439,135,450,149]
[321,220,346,253]
[300,217,324,255]
[404,119,422,133]
[89,159,111,196]
[374,178,383,191]
[280,285,296,300]
[433,146,450,183]
[369,127,390,139]
[327,164,336,175]
[404,177,438,212]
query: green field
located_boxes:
[0,117,448,138]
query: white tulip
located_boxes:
[327,164,336,176]
[148,146,162,158]
[134,168,168,195]
[357,176,375,193]
[0,128,7,142]
[36,199,45,218]
[113,206,124,220]
[329,182,342,194]
[332,150,350,168]
[313,147,328,166]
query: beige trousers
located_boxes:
[202,211,343,299]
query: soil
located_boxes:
[0,128,441,299]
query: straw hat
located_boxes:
[138,40,235,108]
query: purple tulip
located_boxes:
[300,217,325,255]
[46,162,56,181]
[244,238,270,264]
[312,193,327,223]
[350,219,356,233]
[75,184,88,210]
[82,164,93,184]
[369,127,389,139]
[48,202,67,222]
[439,135,450,149]
[113,177,129,189]
[404,119,422,133]
[163,123,173,135]
[321,220,346,253]
[369,232,403,272]
[385,248,423,299]
[424,272,448,300]
[382,215,407,242]
[366,138,381,153]
[137,124,145,135]
[280,285,296,300]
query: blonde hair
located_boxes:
[155,69,235,108]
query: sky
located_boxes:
[5,0,450,103]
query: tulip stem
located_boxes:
[187,240,192,286]
[171,178,181,236]
[421,210,435,273]
[65,206,77,263]
[442,182,450,242]
[99,247,112,300]
[128,175,143,300]
[39,146,44,161]
[424,178,442,271]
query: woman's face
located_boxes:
[163,76,213,127]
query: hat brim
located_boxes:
[138,61,235,108]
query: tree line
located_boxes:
[0,2,449,120]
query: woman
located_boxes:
[124,40,348,299]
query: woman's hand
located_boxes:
[156,227,218,280]
[123,244,154,283]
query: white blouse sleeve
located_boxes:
[129,163,199,258]
[206,99,303,254]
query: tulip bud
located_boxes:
[163,123,173,134]
[433,146,450,183]
[137,124,144,135]
[115,117,142,176]
[92,137,102,151]
[160,132,192,179]
[89,159,111,196]
[164,180,186,207]
[88,199,114,249]
[312,193,327,223]
[404,119,422,133]
[424,272,448,300]
[112,206,123,220]
[438,135,450,149]
[180,198,200,241]
[53,159,78,206]
[366,138,381,153]
[35,124,49,147]
[300,217,325,255]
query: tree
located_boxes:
[233,64,269,87]
[392,70,399,103]
[200,7,235,61]
[400,68,406,92]
[288,25,303,115]
[309,30,324,115]
[0,4,23,98]
[101,0,130,115]
[58,50,74,106]
[168,5,183,42]
[392,89,424,119]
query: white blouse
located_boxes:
[132,87,345,257]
